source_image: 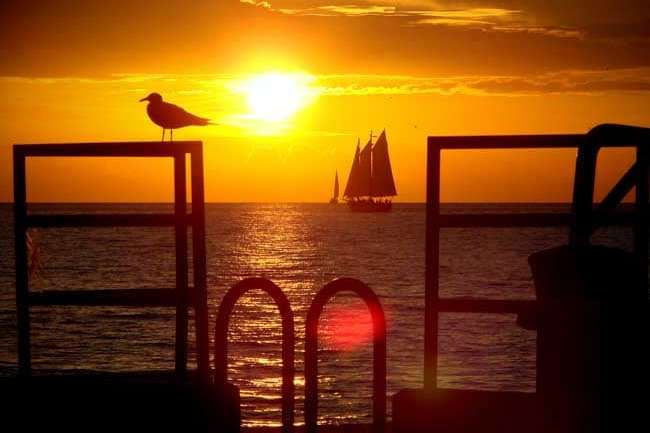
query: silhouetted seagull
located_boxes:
[140,93,211,142]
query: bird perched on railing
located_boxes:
[140,92,213,142]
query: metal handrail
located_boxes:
[572,124,649,250]
[424,124,649,389]
[12,141,210,379]
[214,277,296,433]
[304,278,387,433]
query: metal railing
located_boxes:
[14,125,647,430]
[214,277,386,433]
[304,278,387,433]
[13,141,210,378]
[215,277,296,433]
[424,124,649,389]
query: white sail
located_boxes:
[370,130,397,197]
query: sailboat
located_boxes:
[343,129,397,212]
[329,171,339,204]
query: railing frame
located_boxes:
[214,278,296,433]
[12,141,210,379]
[424,125,649,389]
[304,278,387,433]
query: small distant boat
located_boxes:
[343,130,397,212]
[329,171,339,204]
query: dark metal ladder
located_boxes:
[13,141,210,379]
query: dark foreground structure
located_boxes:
[394,123,649,433]
[3,124,649,432]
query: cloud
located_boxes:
[315,68,650,96]
[277,4,398,16]
[240,0,272,8]
[3,67,649,101]
[238,1,583,39]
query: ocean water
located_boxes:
[0,203,640,427]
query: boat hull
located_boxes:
[347,200,392,212]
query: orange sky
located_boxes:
[1,1,649,202]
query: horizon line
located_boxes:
[0,200,582,205]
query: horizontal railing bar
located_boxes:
[435,299,537,314]
[28,289,193,307]
[439,213,571,227]
[428,134,584,149]
[14,141,201,157]
[428,133,643,150]
[26,213,192,228]
[437,212,634,228]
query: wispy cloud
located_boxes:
[239,1,581,38]
[315,68,650,96]
[3,67,649,101]
[279,5,397,16]
[240,0,273,9]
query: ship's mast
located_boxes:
[369,130,374,199]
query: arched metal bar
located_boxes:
[572,123,650,247]
[304,278,387,433]
[215,277,295,433]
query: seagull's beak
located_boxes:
[139,96,148,102]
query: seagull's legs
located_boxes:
[161,129,165,142]
[170,129,173,142]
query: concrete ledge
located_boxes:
[2,371,240,433]
[392,388,539,433]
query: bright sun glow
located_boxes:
[242,72,316,122]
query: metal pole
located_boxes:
[13,149,30,376]
[634,145,648,288]
[424,140,440,389]
[174,152,189,376]
[191,147,210,379]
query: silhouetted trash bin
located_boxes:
[520,244,646,433]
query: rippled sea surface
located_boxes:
[0,203,640,427]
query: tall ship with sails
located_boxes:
[343,129,397,212]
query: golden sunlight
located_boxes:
[242,72,316,122]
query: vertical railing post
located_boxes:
[174,152,189,376]
[424,140,440,390]
[304,303,319,433]
[634,144,648,286]
[373,307,387,433]
[570,136,599,248]
[191,147,210,379]
[13,149,30,376]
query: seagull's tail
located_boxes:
[195,118,218,126]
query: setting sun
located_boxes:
[242,72,316,122]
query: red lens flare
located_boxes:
[321,304,387,351]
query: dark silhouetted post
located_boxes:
[570,138,598,248]
[635,144,648,279]
[13,149,30,376]
[174,152,189,375]
[191,148,210,379]
[424,139,440,390]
